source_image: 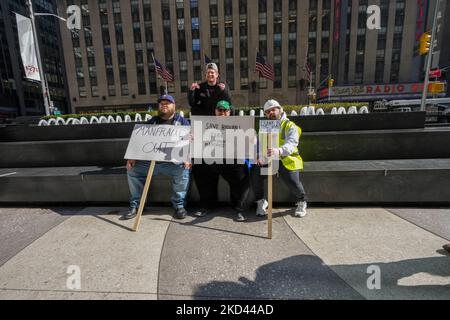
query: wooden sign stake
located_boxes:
[267,133,273,239]
[133,161,156,232]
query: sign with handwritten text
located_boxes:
[124,124,190,162]
[190,116,256,161]
[259,120,281,133]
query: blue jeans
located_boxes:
[251,165,307,203]
[127,161,191,209]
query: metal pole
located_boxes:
[304,42,310,105]
[420,0,441,112]
[27,0,51,116]
[328,74,331,102]
[34,13,66,22]
[151,52,163,95]
[307,66,313,106]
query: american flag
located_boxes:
[255,52,275,81]
[303,62,312,82]
[154,58,174,83]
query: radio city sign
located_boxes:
[319,83,447,101]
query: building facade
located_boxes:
[0,0,69,120]
[58,0,444,113]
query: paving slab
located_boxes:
[386,208,450,241]
[158,208,362,300]
[0,207,171,298]
[0,208,82,267]
[0,289,156,300]
[284,208,450,300]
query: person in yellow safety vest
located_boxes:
[251,99,308,218]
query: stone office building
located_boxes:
[58,0,444,113]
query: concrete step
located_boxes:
[1,159,449,204]
[1,128,450,167]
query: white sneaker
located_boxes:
[295,201,307,217]
[256,199,268,216]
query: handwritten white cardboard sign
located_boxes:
[124,124,191,162]
[259,120,281,133]
[190,116,256,161]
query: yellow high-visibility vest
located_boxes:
[279,119,303,171]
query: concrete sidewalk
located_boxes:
[0,206,449,300]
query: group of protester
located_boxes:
[121,63,307,222]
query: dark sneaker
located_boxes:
[194,208,209,217]
[235,212,247,222]
[174,207,187,220]
[443,244,450,253]
[121,207,137,220]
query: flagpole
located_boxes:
[255,48,259,79]
[27,0,51,116]
[151,52,161,94]
[304,41,313,105]
[202,50,205,76]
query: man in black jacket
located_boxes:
[188,62,231,115]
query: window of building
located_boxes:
[259,0,267,12]
[226,63,234,90]
[239,0,247,15]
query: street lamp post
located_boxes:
[26,0,69,116]
[26,0,52,116]
[420,0,441,112]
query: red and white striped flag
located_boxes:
[255,52,275,81]
[154,58,174,83]
[303,62,312,82]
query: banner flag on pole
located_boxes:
[304,62,312,82]
[15,13,41,82]
[154,58,174,83]
[255,52,275,81]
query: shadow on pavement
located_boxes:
[193,254,363,300]
[193,253,450,300]
[153,207,293,239]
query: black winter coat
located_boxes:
[188,82,232,116]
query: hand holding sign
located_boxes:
[267,148,281,157]
[126,160,136,171]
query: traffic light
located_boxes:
[328,78,334,87]
[419,32,431,55]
